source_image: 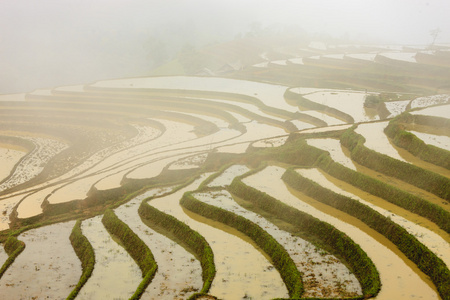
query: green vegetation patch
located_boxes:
[181,191,304,298]
[385,113,450,169]
[138,200,215,299]
[308,146,450,233]
[0,236,25,279]
[283,169,450,300]
[67,220,95,300]
[340,126,450,201]
[101,209,158,299]
[228,176,380,299]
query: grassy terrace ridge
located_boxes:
[0,236,25,279]
[286,136,450,233]
[181,190,304,298]
[227,172,379,299]
[282,169,450,300]
[67,220,95,300]
[101,209,157,300]
[1,63,449,298]
[138,199,216,299]
[340,125,450,201]
[384,112,450,170]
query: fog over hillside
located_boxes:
[1,0,449,93]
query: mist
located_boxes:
[1,0,449,94]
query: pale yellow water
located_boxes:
[115,187,203,299]
[150,175,289,299]
[297,168,450,267]
[243,165,439,299]
[78,215,142,299]
[0,221,81,299]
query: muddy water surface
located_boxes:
[410,96,449,110]
[410,103,449,118]
[207,165,250,187]
[17,187,55,218]
[0,136,68,192]
[385,100,410,118]
[216,142,250,154]
[194,190,362,298]
[0,243,7,267]
[297,168,450,267]
[306,138,356,170]
[114,187,203,299]
[392,144,450,179]
[243,165,440,299]
[313,167,450,241]
[351,158,450,212]
[303,91,375,123]
[150,175,289,299]
[93,76,298,114]
[0,221,81,299]
[0,146,26,183]
[127,154,194,179]
[299,110,346,126]
[78,215,142,300]
[408,130,450,151]
[168,153,208,170]
[0,195,23,230]
[355,121,406,161]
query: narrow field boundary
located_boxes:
[228,175,379,299]
[0,236,25,279]
[101,209,158,300]
[340,126,450,201]
[67,220,95,300]
[282,169,450,300]
[181,191,304,299]
[288,139,450,233]
[384,113,450,169]
[138,200,215,299]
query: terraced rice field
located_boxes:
[0,72,449,300]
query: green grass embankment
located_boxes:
[138,200,215,299]
[101,209,157,300]
[228,176,380,299]
[181,191,304,298]
[282,169,450,300]
[284,139,450,233]
[67,220,95,300]
[0,236,25,279]
[340,126,450,201]
[384,113,450,169]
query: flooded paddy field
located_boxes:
[0,69,449,300]
[77,215,142,299]
[193,189,362,298]
[150,175,289,299]
[0,221,81,299]
[115,188,203,299]
[243,165,440,299]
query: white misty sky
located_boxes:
[0,0,449,93]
